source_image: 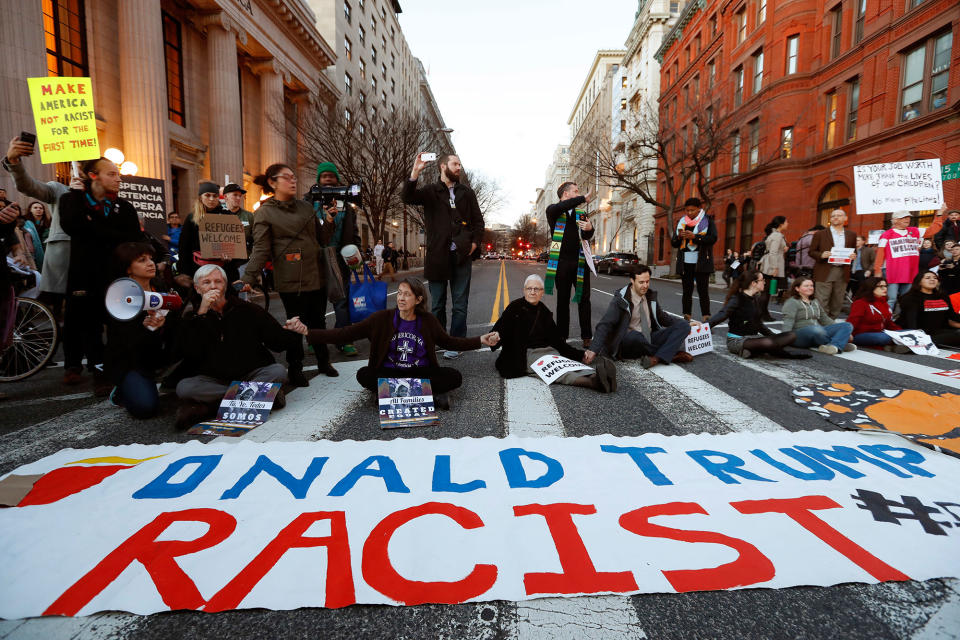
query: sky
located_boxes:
[397,0,637,226]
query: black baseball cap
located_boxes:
[223,183,247,195]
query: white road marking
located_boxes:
[1,391,93,408]
[513,595,648,640]
[712,348,822,388]
[0,612,142,640]
[503,375,564,437]
[0,400,115,470]
[837,349,960,390]
[619,366,729,434]
[912,587,960,640]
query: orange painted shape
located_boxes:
[918,437,960,456]
[864,390,960,438]
[822,402,853,414]
[17,465,131,506]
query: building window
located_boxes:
[731,131,741,174]
[345,108,352,122]
[381,62,386,76]
[707,59,715,88]
[44,0,89,77]
[620,97,627,110]
[748,119,760,168]
[847,77,860,140]
[740,200,755,253]
[780,127,793,158]
[825,90,838,149]
[830,6,843,59]
[358,123,365,136]
[391,52,396,68]
[381,90,386,103]
[901,32,952,120]
[670,1,679,13]
[909,0,929,7]
[621,119,627,132]
[371,47,377,64]
[725,204,737,253]
[786,35,799,74]
[734,66,744,106]
[359,58,366,79]
[344,37,352,61]
[752,49,764,94]
[390,78,395,93]
[622,75,628,88]
[358,26,365,44]
[685,46,691,66]
[380,5,386,19]
[757,0,767,24]
[709,14,718,38]
[694,35,701,56]
[344,1,351,23]
[358,0,364,10]
[359,92,365,105]
[162,12,185,127]
[737,9,747,44]
[370,17,376,34]
[692,74,700,101]
[683,84,689,107]
[371,76,377,91]
[344,72,352,95]
[853,0,866,45]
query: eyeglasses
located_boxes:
[876,284,888,288]
[273,173,297,181]
[524,287,544,292]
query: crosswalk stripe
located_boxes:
[711,347,822,388]
[503,375,565,437]
[618,366,730,435]
[837,349,960,390]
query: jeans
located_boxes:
[116,369,159,418]
[554,257,592,340]
[429,253,472,338]
[681,269,711,316]
[887,282,910,310]
[792,322,853,349]
[853,332,893,347]
[619,321,691,362]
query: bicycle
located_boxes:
[1,279,59,382]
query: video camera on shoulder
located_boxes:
[307,183,362,209]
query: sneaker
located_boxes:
[641,355,662,369]
[174,400,215,430]
[843,343,857,352]
[434,392,450,410]
[883,344,911,354]
[443,350,460,360]
[108,387,120,407]
[817,344,839,355]
[339,344,359,357]
[671,351,694,364]
[62,367,84,386]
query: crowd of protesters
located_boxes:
[3,131,959,428]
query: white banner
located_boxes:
[1,431,959,619]
[684,323,714,356]
[582,240,598,277]
[853,159,944,214]
[827,247,855,266]
[530,354,593,385]
[884,329,939,356]
[887,235,920,259]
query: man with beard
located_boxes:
[403,152,484,358]
[59,157,144,394]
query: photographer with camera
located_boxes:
[403,153,484,358]
[240,163,338,384]
[312,162,361,357]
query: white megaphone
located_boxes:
[340,243,362,269]
[105,278,182,321]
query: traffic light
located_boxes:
[486,243,492,251]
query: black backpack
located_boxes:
[750,240,767,262]
[786,241,798,266]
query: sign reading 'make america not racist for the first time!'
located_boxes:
[0,430,958,619]
[27,77,100,164]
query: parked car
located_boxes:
[595,252,640,275]
[537,251,549,263]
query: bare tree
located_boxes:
[465,171,506,220]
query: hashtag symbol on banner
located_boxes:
[851,489,951,536]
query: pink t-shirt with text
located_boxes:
[877,227,920,284]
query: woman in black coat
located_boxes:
[671,197,718,322]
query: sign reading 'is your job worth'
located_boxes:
[27,77,100,164]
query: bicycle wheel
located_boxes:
[0,298,59,382]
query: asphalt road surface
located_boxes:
[1,258,958,639]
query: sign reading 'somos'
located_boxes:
[853,159,944,214]
[27,77,100,164]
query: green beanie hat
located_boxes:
[316,162,340,180]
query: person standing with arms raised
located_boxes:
[545,181,595,347]
[403,153,484,359]
[873,210,921,311]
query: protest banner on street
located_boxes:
[0,430,958,619]
[118,176,167,240]
[188,382,282,437]
[853,159,944,214]
[684,323,714,356]
[884,329,938,356]
[27,77,100,164]
[530,354,593,384]
[199,214,248,260]
[377,378,438,429]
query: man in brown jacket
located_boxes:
[809,208,857,318]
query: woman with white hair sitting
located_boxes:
[490,274,616,392]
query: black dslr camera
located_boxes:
[307,183,362,208]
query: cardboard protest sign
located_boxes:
[377,378,438,429]
[793,383,960,458]
[199,214,248,260]
[884,329,938,356]
[118,176,167,240]
[853,159,944,214]
[1,430,959,619]
[530,354,593,384]
[27,77,99,164]
[827,247,855,265]
[684,323,714,356]
[867,230,883,245]
[188,381,281,436]
[581,240,598,276]
[730,259,741,270]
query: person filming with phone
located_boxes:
[545,181,595,347]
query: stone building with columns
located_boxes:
[0,0,338,217]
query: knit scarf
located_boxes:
[676,208,708,250]
[544,209,586,303]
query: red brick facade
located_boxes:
[654,0,960,267]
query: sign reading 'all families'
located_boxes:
[27,77,100,164]
[853,159,944,214]
[0,431,958,619]
[118,176,167,240]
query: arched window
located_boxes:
[657,227,665,262]
[817,182,850,226]
[740,200,755,254]
[725,204,738,253]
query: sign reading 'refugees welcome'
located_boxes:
[1,430,958,619]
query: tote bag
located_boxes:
[348,263,387,322]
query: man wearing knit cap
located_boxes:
[315,162,361,357]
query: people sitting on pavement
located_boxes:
[896,270,960,348]
[490,274,616,392]
[104,242,180,418]
[174,264,297,429]
[846,277,908,352]
[284,278,498,409]
[937,243,960,295]
[780,276,855,354]
[709,269,811,359]
[586,264,695,369]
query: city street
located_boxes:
[1,258,958,639]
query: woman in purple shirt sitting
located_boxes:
[285,277,499,408]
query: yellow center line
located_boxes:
[490,260,508,323]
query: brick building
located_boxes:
[653,0,959,268]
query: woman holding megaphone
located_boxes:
[103,242,181,418]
